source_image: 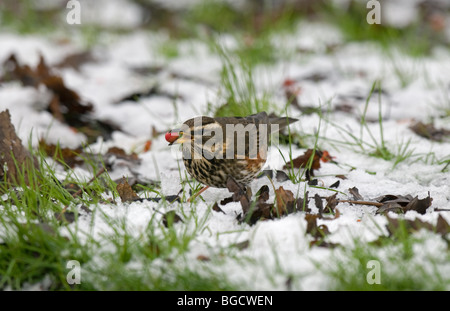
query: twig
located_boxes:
[60,167,106,214]
[187,185,209,203]
[338,199,383,207]
[72,167,106,198]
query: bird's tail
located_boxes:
[246,111,298,129]
[268,114,298,131]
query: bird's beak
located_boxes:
[165,129,187,145]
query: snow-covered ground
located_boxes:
[1,0,449,290]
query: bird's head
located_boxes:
[165,116,217,146]
[165,129,187,145]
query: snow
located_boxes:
[1,0,450,290]
[382,0,421,28]
[0,84,86,148]
[78,0,143,29]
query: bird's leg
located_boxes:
[187,185,210,202]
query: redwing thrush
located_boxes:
[165,112,298,191]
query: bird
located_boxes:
[165,112,298,200]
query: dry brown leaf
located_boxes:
[196,255,210,262]
[0,110,39,187]
[116,179,140,202]
[349,187,364,201]
[333,208,341,219]
[283,149,334,177]
[212,202,225,214]
[375,193,432,215]
[145,195,180,203]
[2,53,122,143]
[305,214,330,239]
[55,51,96,71]
[229,180,307,225]
[162,210,183,228]
[329,180,340,188]
[54,211,76,224]
[305,214,319,236]
[404,193,433,215]
[409,121,450,142]
[377,203,404,215]
[314,193,323,215]
[309,240,339,248]
[275,186,295,216]
[256,185,270,203]
[220,197,234,206]
[232,185,272,225]
[283,149,321,170]
[226,176,252,213]
[39,139,83,168]
[436,214,450,236]
[104,146,141,170]
[296,191,310,212]
[383,214,450,246]
[325,193,339,213]
[386,215,433,236]
[232,240,250,251]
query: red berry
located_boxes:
[165,131,179,144]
